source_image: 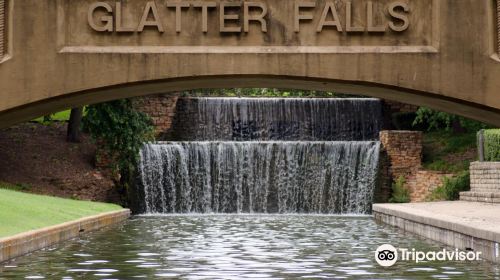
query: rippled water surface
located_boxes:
[1,215,498,279]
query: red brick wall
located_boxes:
[132,93,180,137]
[380,130,450,202]
[380,130,423,179]
[407,170,452,202]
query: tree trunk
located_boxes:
[451,118,466,134]
[67,107,83,142]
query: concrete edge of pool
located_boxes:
[373,202,500,264]
[0,209,131,263]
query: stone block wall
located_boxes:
[461,162,500,203]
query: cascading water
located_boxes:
[135,97,383,215]
[168,97,382,141]
[138,141,380,214]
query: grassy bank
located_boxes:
[422,131,477,173]
[0,186,122,238]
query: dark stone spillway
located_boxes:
[168,97,382,141]
[135,97,383,214]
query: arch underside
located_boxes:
[1,75,499,128]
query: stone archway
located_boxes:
[0,0,499,127]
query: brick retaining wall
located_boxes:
[407,170,453,202]
[132,93,180,137]
[380,131,422,180]
[380,130,451,202]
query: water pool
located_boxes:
[1,215,498,279]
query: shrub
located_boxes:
[389,176,411,203]
[483,129,500,161]
[427,171,470,201]
[426,185,447,201]
[82,99,154,202]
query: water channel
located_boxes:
[1,215,497,279]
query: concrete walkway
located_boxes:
[373,201,500,263]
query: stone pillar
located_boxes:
[460,162,500,203]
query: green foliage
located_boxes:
[422,131,476,173]
[182,88,356,98]
[413,107,489,132]
[424,159,470,173]
[389,176,411,203]
[426,185,447,201]
[82,99,154,174]
[483,129,500,161]
[427,172,470,201]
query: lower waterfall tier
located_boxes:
[136,141,380,214]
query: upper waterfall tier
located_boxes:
[167,98,382,141]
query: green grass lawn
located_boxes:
[32,108,89,124]
[32,110,72,123]
[0,187,122,238]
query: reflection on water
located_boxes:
[1,215,498,279]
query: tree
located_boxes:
[413,107,489,133]
[66,107,83,142]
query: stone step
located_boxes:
[470,162,500,169]
[471,175,500,180]
[471,169,500,174]
[460,191,500,203]
[471,179,500,184]
[470,186,500,192]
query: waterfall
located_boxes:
[137,141,380,214]
[168,98,382,141]
[136,97,383,215]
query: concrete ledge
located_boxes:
[373,202,500,263]
[0,209,130,263]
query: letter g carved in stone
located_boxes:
[88,2,114,32]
